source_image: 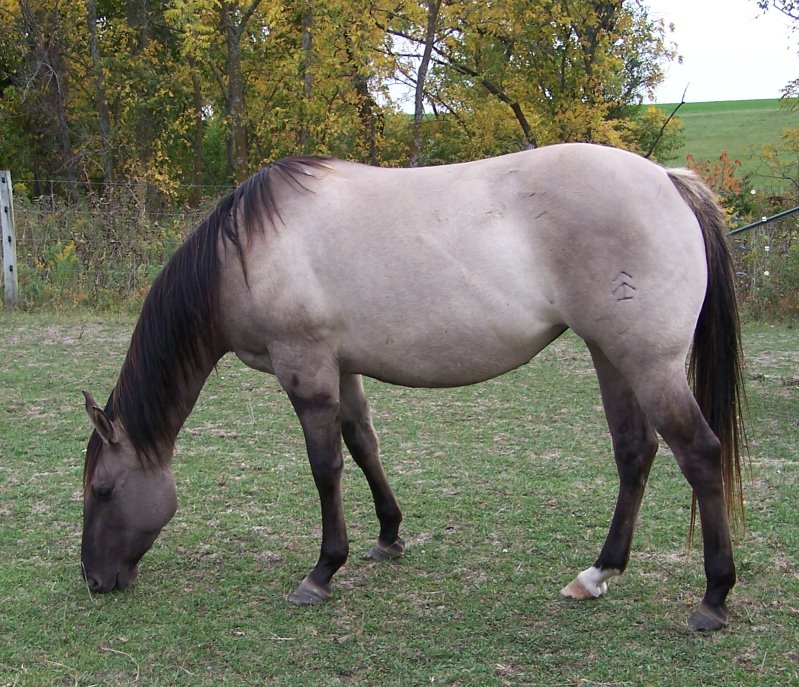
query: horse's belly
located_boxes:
[338,315,566,388]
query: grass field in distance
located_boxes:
[655,99,799,188]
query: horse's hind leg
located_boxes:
[643,388,736,631]
[340,374,404,560]
[568,346,735,631]
[562,343,659,600]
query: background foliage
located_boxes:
[0,0,679,191]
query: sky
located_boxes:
[645,0,799,103]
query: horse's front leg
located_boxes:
[273,347,348,605]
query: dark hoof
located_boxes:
[688,601,729,631]
[366,537,405,561]
[288,578,332,606]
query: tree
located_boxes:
[3,0,83,194]
[219,0,263,183]
[87,0,113,189]
[0,0,680,193]
[759,126,799,202]
[409,0,443,167]
[389,0,676,163]
[756,1,799,20]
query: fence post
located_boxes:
[1,170,19,309]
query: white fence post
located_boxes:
[1,171,18,309]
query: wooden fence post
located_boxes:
[1,170,19,309]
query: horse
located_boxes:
[81,143,746,632]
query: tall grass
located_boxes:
[9,188,218,311]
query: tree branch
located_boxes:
[644,84,687,159]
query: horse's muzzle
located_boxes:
[81,563,139,592]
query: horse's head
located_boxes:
[81,392,177,592]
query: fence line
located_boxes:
[3,175,798,315]
[730,205,799,236]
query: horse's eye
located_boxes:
[94,484,114,500]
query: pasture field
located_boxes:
[656,99,799,184]
[1,314,797,687]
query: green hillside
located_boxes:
[655,99,798,189]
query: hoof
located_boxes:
[688,601,729,631]
[561,566,612,600]
[288,577,332,606]
[366,537,405,562]
[561,578,597,600]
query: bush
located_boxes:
[12,186,216,311]
[687,150,799,320]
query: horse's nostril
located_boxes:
[82,568,102,591]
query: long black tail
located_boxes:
[667,169,747,534]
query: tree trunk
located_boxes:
[344,25,382,166]
[18,0,78,195]
[298,2,314,152]
[226,25,248,181]
[125,0,156,171]
[410,0,442,168]
[352,70,381,165]
[87,0,114,191]
[220,1,262,183]
[190,59,205,208]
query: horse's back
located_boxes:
[220,144,707,386]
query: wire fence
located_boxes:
[730,209,799,317]
[3,177,799,317]
[9,180,232,309]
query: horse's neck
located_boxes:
[163,350,223,447]
[115,343,224,465]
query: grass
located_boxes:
[656,99,799,186]
[1,313,797,686]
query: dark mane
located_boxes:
[84,156,331,488]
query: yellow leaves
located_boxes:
[420,0,676,154]
[3,0,679,191]
[165,0,223,55]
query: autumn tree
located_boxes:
[390,0,677,163]
[0,0,200,202]
[0,0,681,195]
[0,1,84,194]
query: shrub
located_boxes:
[12,186,215,311]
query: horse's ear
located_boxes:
[83,391,117,445]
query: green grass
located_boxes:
[656,99,799,185]
[1,314,797,686]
